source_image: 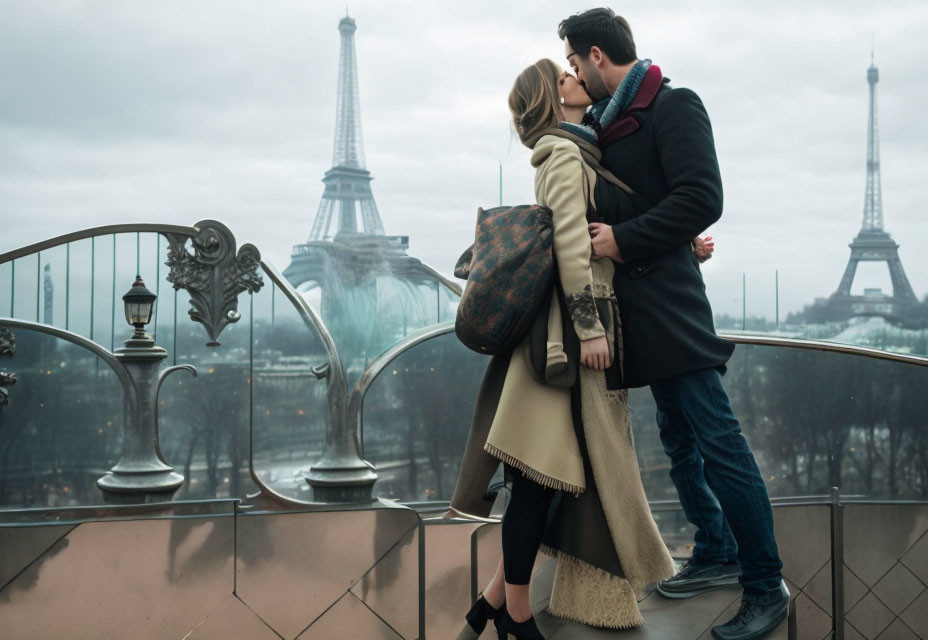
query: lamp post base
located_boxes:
[305,464,377,503]
[97,469,185,497]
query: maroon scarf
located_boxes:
[598,65,666,147]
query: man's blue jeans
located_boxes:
[650,367,783,596]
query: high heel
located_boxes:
[494,609,545,640]
[456,594,503,639]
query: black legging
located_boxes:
[502,465,555,585]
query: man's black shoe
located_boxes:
[656,559,742,598]
[711,581,790,640]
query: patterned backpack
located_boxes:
[454,204,555,354]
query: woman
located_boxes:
[452,59,714,639]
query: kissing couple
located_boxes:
[450,7,789,640]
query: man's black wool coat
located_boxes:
[595,77,735,388]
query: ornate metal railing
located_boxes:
[4,220,928,513]
[0,221,375,506]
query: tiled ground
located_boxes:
[529,558,792,640]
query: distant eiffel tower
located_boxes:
[827,54,920,326]
[306,14,385,240]
[284,14,460,368]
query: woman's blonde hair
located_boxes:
[509,58,562,147]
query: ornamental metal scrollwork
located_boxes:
[165,220,264,346]
[0,327,15,407]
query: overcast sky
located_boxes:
[1,0,926,319]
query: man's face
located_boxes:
[565,39,610,102]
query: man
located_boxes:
[557,8,788,640]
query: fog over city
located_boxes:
[2,0,926,319]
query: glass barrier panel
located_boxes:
[0,327,121,508]
[62,239,92,338]
[361,331,490,502]
[629,344,928,503]
[0,260,10,317]
[157,288,257,502]
[358,334,927,546]
[0,232,175,349]
[298,272,461,388]
[705,269,928,357]
[250,280,328,502]
[7,255,41,325]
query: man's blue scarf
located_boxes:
[558,121,598,145]
[590,58,652,129]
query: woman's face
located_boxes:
[558,70,592,108]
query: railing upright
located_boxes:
[90,237,95,341]
[831,486,845,640]
[110,234,116,351]
[35,252,39,322]
[65,243,70,331]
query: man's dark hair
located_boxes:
[558,8,637,65]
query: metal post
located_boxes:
[271,285,275,326]
[775,269,779,330]
[249,292,255,479]
[110,235,116,351]
[304,298,377,502]
[10,260,14,317]
[830,487,845,640]
[471,526,480,602]
[65,243,70,331]
[97,277,191,499]
[742,272,746,331]
[35,252,40,322]
[153,235,160,343]
[499,161,503,206]
[173,289,178,367]
[90,238,95,341]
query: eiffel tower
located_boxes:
[284,14,460,369]
[305,14,384,240]
[827,55,921,327]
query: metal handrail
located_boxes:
[0,318,139,403]
[349,322,457,456]
[0,223,197,264]
[346,323,928,462]
[720,332,928,367]
[416,262,463,296]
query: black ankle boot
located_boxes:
[494,610,544,640]
[457,594,503,639]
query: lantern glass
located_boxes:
[122,276,157,333]
[125,300,153,326]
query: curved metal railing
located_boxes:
[246,261,355,506]
[720,332,928,367]
[349,322,457,457]
[0,318,139,405]
[352,323,928,509]
[7,221,927,511]
[0,224,198,265]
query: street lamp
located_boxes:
[122,275,156,339]
[97,275,195,500]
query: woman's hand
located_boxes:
[693,235,715,263]
[580,336,612,370]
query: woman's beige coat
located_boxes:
[452,132,675,629]
[482,134,607,494]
